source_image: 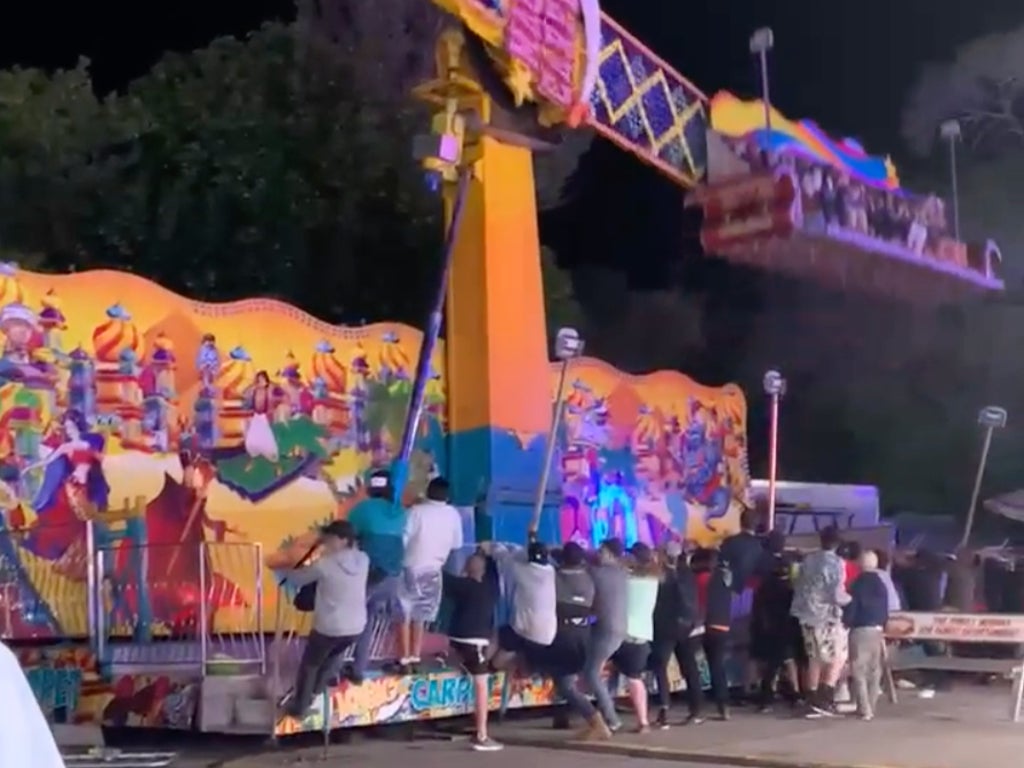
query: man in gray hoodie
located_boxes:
[282,520,369,718]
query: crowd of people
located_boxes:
[733,140,972,269]
[278,471,985,751]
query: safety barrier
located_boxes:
[91,537,265,673]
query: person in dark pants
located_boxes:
[750,531,800,711]
[693,548,732,720]
[280,520,369,718]
[650,541,705,728]
[534,543,600,735]
[444,550,503,751]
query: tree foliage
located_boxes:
[0,14,590,330]
[902,25,1024,156]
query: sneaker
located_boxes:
[655,709,671,730]
[715,706,730,721]
[683,713,706,726]
[472,736,504,752]
[859,713,874,722]
[608,719,623,733]
[576,714,613,741]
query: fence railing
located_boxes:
[90,537,265,673]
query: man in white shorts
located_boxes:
[791,526,851,717]
[398,476,463,669]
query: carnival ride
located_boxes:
[4,0,1005,745]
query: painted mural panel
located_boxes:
[0,265,445,641]
[554,358,749,548]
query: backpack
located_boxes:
[293,582,317,613]
[284,543,320,613]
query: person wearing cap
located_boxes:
[280,519,369,718]
[348,468,406,682]
[608,542,660,733]
[650,540,704,728]
[578,537,629,739]
[399,477,464,669]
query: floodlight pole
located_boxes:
[531,328,584,536]
[750,28,775,141]
[940,119,962,242]
[961,405,1007,547]
[763,369,786,532]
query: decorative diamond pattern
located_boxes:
[585,16,707,186]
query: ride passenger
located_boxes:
[650,540,704,728]
[348,468,406,683]
[444,550,503,751]
[281,520,369,718]
[398,477,464,670]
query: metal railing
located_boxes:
[91,537,265,674]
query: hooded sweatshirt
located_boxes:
[503,552,558,646]
[347,496,405,577]
[286,548,369,637]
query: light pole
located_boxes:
[763,369,787,532]
[531,327,585,535]
[940,119,962,242]
[749,27,775,143]
[961,405,1007,547]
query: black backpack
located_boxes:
[284,543,320,613]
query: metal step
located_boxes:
[64,749,176,768]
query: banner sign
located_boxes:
[886,611,1024,643]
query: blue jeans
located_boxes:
[352,576,400,676]
[554,674,596,720]
[582,629,624,727]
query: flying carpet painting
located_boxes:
[0,265,748,641]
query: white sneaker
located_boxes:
[472,737,504,752]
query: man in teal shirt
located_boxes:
[349,469,406,681]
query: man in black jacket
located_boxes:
[650,541,705,728]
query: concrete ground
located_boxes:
[492,686,1021,768]
[78,685,1020,768]
[184,741,736,768]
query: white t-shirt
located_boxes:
[403,499,464,572]
[0,641,66,768]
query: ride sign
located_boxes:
[886,611,1024,644]
[505,0,581,109]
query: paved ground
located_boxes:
[492,686,1021,768]
[76,685,1021,768]
[166,741,730,768]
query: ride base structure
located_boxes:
[4,0,1002,740]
